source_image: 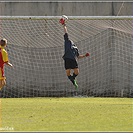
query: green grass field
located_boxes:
[0,97,132,131]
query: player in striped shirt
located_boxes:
[0,38,13,90]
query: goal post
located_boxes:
[0,16,133,98]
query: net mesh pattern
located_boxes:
[0,17,132,97]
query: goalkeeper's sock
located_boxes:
[68,75,74,85]
[68,76,78,89]
[73,73,78,79]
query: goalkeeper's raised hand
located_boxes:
[59,15,68,26]
[59,18,66,25]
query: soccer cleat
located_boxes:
[73,79,78,89]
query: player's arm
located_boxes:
[76,48,90,59]
[78,55,86,59]
[59,15,68,33]
[63,24,68,33]
[77,53,90,59]
[5,62,13,67]
[2,50,13,67]
[63,24,69,42]
[59,15,69,42]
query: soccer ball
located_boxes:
[61,15,68,22]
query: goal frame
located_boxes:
[0,15,133,98]
[0,16,133,20]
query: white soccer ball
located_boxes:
[62,15,68,22]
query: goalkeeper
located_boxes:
[0,38,13,90]
[59,17,90,89]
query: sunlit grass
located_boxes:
[1,97,132,131]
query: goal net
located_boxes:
[0,16,133,98]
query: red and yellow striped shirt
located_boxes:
[0,46,9,77]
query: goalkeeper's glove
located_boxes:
[59,18,66,26]
[85,53,90,57]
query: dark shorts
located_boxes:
[64,58,78,70]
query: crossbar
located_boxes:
[0,16,132,20]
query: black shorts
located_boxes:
[64,58,78,70]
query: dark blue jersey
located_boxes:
[63,33,79,60]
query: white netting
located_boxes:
[0,16,133,97]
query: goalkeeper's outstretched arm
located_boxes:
[59,16,68,33]
[78,55,86,59]
[63,24,68,33]
[78,53,90,59]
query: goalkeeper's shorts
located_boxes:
[0,67,6,80]
[64,58,78,70]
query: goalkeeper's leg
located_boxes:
[68,75,78,89]
[66,69,79,88]
[66,69,75,84]
[65,59,79,89]
[72,68,79,89]
[73,68,79,79]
